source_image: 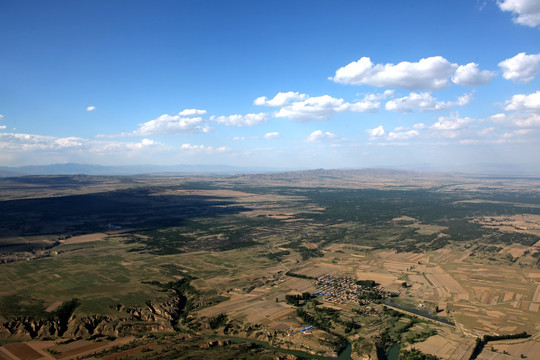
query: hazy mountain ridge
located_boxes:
[0,163,276,177]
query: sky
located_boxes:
[1,0,540,173]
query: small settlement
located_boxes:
[293,274,399,336]
[314,274,398,305]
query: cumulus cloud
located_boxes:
[362,90,395,101]
[275,94,380,121]
[514,128,534,135]
[54,137,84,148]
[0,133,89,151]
[385,92,473,112]
[276,95,349,121]
[129,113,211,136]
[367,125,386,139]
[180,144,230,153]
[212,113,268,126]
[126,138,162,150]
[499,52,540,83]
[504,90,540,111]
[178,108,207,116]
[489,112,540,127]
[263,132,280,139]
[513,114,540,127]
[430,114,473,138]
[254,91,308,106]
[479,127,495,136]
[306,130,338,142]
[387,130,420,140]
[330,56,458,90]
[0,114,4,119]
[498,0,540,27]
[86,106,96,111]
[0,132,171,155]
[452,63,496,86]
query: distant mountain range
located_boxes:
[0,163,279,177]
[1,162,538,178]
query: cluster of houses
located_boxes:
[313,274,396,305]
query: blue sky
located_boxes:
[1,0,540,172]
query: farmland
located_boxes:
[2,169,540,359]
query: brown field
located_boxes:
[62,232,108,244]
[45,300,62,312]
[474,214,540,237]
[0,343,45,360]
[45,337,135,360]
[410,330,476,360]
[356,249,540,336]
[293,263,342,278]
[101,343,155,360]
[532,284,540,303]
[478,336,540,359]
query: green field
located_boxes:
[2,171,540,359]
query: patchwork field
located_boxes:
[2,171,540,359]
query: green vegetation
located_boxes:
[399,348,440,360]
[3,173,540,358]
[285,292,313,306]
[54,298,80,335]
[0,295,46,318]
[356,279,376,287]
[285,271,317,280]
[209,313,228,329]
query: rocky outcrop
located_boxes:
[0,299,180,341]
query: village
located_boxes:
[314,274,398,305]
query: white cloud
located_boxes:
[0,132,170,154]
[490,111,540,127]
[180,144,230,153]
[178,108,207,116]
[362,90,395,101]
[498,0,540,27]
[275,94,380,121]
[306,130,338,142]
[0,125,6,130]
[348,98,381,112]
[367,125,386,139]
[263,132,280,139]
[479,127,495,136]
[86,106,96,112]
[499,52,540,83]
[0,114,4,119]
[385,92,473,112]
[276,95,349,121]
[0,133,89,151]
[130,113,211,136]
[232,136,245,141]
[126,138,162,150]
[254,91,308,106]
[452,63,496,86]
[512,113,540,127]
[491,113,507,121]
[212,113,268,126]
[514,128,534,135]
[330,56,458,90]
[431,114,473,138]
[504,90,540,111]
[387,130,420,140]
[413,123,426,129]
[54,137,84,148]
